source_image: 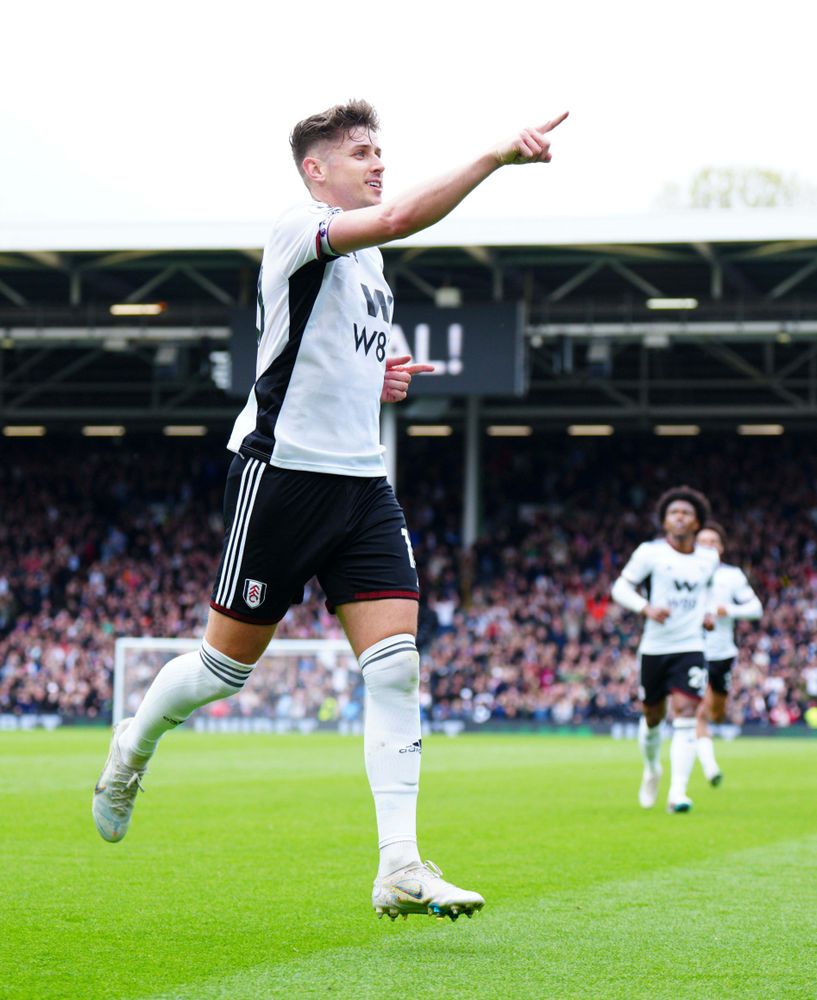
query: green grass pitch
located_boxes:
[2,731,816,999]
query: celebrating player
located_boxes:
[694,521,763,785]
[92,99,568,921]
[611,486,718,813]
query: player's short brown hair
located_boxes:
[290,100,380,177]
[656,485,711,528]
[701,520,727,546]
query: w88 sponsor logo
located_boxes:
[353,324,387,361]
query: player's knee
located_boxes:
[205,609,274,665]
[643,703,665,727]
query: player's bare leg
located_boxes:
[638,700,665,808]
[93,610,275,842]
[339,599,484,921]
[696,686,726,786]
[667,692,699,812]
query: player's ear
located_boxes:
[302,156,325,184]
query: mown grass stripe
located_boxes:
[141,834,817,1000]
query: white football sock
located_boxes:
[361,634,423,877]
[669,718,698,801]
[119,639,254,767]
[696,734,721,781]
[638,715,662,771]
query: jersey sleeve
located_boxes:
[728,569,763,618]
[270,201,344,277]
[619,542,654,585]
[701,546,719,584]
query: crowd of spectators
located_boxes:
[2,434,816,730]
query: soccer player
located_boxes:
[611,486,719,813]
[92,99,568,920]
[694,521,763,785]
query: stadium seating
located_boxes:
[1,435,814,728]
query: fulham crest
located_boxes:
[243,578,267,609]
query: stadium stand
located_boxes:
[2,434,814,729]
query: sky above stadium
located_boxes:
[2,0,815,229]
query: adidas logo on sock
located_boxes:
[399,739,422,754]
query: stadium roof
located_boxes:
[2,209,817,430]
[2,208,817,253]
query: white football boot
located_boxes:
[372,860,485,921]
[638,764,662,809]
[92,718,147,842]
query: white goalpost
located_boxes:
[113,637,361,734]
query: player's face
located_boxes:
[662,500,699,540]
[321,127,384,210]
[697,528,724,556]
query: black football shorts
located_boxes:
[639,651,708,705]
[706,657,735,695]
[210,455,419,625]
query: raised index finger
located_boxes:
[400,363,436,375]
[540,110,569,133]
[386,354,412,369]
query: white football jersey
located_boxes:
[705,563,762,661]
[619,539,719,655]
[228,200,392,476]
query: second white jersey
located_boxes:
[705,563,762,661]
[228,200,392,477]
[621,539,719,655]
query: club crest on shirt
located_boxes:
[243,579,267,609]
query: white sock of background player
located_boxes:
[638,715,662,772]
[668,717,698,802]
[696,733,721,780]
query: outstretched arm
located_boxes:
[328,113,569,255]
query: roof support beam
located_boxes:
[126,265,179,303]
[8,348,105,408]
[768,256,817,300]
[693,242,757,297]
[23,251,65,269]
[180,266,234,305]
[462,246,494,267]
[548,260,604,302]
[774,342,817,380]
[0,278,27,307]
[392,265,438,301]
[696,339,803,407]
[88,251,162,269]
[608,260,662,297]
[568,244,689,262]
[736,240,817,259]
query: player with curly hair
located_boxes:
[612,486,718,813]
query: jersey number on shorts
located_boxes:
[401,528,417,569]
[688,666,708,692]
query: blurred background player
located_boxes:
[92,98,568,921]
[611,486,718,813]
[695,521,763,785]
